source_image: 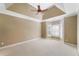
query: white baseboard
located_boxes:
[0,38,39,50]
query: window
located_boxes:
[47,23,60,37]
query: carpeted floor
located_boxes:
[0,38,77,56]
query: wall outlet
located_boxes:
[1,42,4,45]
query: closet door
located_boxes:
[64,15,77,44]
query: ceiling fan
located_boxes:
[37,5,48,12]
[31,5,49,14]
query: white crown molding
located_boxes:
[0,10,41,22]
[0,10,77,23]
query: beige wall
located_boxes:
[64,15,77,44]
[7,3,39,19]
[43,5,65,20]
[41,22,47,38]
[0,14,41,46]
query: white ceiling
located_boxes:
[29,3,54,10]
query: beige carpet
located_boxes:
[0,38,77,56]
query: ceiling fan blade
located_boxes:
[42,9,48,12]
[40,5,54,13]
